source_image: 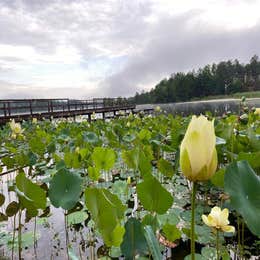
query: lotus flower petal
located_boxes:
[180,115,217,182]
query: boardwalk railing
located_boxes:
[0,98,135,123]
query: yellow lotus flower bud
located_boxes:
[91,112,96,120]
[154,106,161,112]
[32,118,37,124]
[254,108,260,115]
[202,206,235,233]
[119,110,125,115]
[9,119,24,139]
[127,176,131,185]
[180,115,217,182]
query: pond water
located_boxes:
[137,98,260,115]
[0,170,103,260]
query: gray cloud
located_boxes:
[0,80,95,99]
[0,0,152,56]
[102,12,260,96]
[0,0,260,98]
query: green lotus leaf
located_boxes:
[6,201,19,217]
[137,176,173,214]
[225,160,260,237]
[0,193,5,207]
[121,218,148,260]
[91,147,116,171]
[157,158,174,178]
[49,168,82,210]
[16,171,46,212]
[67,211,88,225]
[85,187,126,246]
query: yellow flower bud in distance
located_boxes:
[254,107,260,115]
[154,106,161,112]
[9,119,24,139]
[127,176,131,185]
[180,115,217,182]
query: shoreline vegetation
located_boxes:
[136,96,260,116]
[191,90,260,101]
[131,56,260,105]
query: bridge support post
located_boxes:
[3,103,7,117]
[29,100,33,115]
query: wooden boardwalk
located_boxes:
[0,98,136,124]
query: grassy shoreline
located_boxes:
[191,91,260,101]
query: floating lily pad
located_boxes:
[83,131,99,144]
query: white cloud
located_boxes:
[0,0,260,98]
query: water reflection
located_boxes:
[0,170,101,260]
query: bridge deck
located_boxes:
[0,98,136,124]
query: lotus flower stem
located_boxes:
[241,220,245,257]
[64,211,69,260]
[33,216,37,247]
[191,181,197,260]
[11,214,16,260]
[216,229,219,260]
[237,215,241,254]
[18,210,22,260]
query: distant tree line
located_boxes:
[131,55,260,104]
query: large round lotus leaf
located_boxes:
[83,131,99,144]
[123,133,136,143]
[91,147,116,171]
[6,201,19,217]
[15,171,46,216]
[225,160,260,237]
[122,149,139,170]
[0,213,8,222]
[137,176,173,214]
[121,218,148,259]
[49,169,82,210]
[157,158,174,178]
[67,211,88,225]
[85,187,126,247]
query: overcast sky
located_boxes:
[0,0,260,99]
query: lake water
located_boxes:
[136,98,260,115]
